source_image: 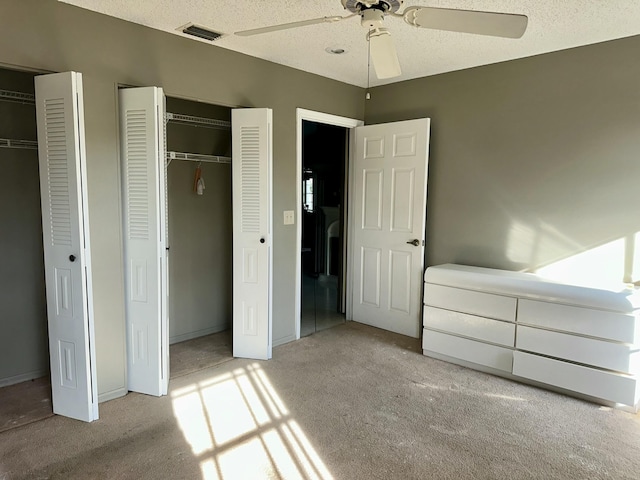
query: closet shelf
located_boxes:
[166,112,231,130]
[0,89,35,105]
[167,151,231,165]
[0,138,38,150]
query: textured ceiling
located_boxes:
[59,1,640,87]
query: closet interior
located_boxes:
[0,67,53,431]
[165,97,233,376]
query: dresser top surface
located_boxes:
[425,264,640,313]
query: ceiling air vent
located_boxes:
[182,24,224,42]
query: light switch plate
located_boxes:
[283,210,295,225]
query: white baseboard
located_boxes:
[170,325,229,345]
[273,333,296,347]
[0,369,49,388]
[98,387,127,404]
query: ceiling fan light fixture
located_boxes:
[342,0,404,15]
[368,28,401,79]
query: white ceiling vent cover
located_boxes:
[180,23,224,42]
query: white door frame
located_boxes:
[295,109,363,339]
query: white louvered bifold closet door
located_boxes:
[35,71,98,422]
[232,108,273,360]
[119,87,168,396]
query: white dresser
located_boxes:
[422,264,640,408]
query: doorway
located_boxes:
[0,66,52,431]
[300,121,348,336]
[295,109,364,338]
[164,96,234,378]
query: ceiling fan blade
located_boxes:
[403,6,528,39]
[368,29,401,79]
[235,15,350,37]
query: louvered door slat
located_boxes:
[44,98,73,246]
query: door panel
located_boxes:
[232,109,272,360]
[364,136,385,158]
[393,132,417,157]
[35,71,98,422]
[362,169,383,229]
[352,119,430,338]
[390,168,415,232]
[119,87,168,396]
[360,246,382,308]
[389,250,411,314]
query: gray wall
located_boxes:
[0,68,49,384]
[0,0,364,400]
[365,35,640,275]
[165,97,232,343]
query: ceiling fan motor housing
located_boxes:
[342,0,403,14]
[361,8,385,28]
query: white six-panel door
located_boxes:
[352,119,430,338]
[119,87,169,396]
[35,71,98,422]
[232,108,273,360]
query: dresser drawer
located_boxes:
[423,329,513,372]
[424,284,517,322]
[512,351,639,407]
[516,325,639,374]
[423,306,515,347]
[518,299,638,344]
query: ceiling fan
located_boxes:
[235,1,528,79]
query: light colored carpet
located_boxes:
[1,322,639,479]
[170,330,233,379]
[0,332,232,436]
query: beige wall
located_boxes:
[0,0,364,400]
[365,35,640,275]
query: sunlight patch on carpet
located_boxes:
[171,363,333,479]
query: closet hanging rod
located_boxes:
[0,138,38,150]
[167,151,231,166]
[0,89,35,105]
[166,112,231,130]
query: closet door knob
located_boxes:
[69,255,76,262]
[406,239,420,247]
[260,238,265,244]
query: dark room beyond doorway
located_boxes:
[301,120,348,336]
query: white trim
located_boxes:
[295,109,363,339]
[345,129,359,321]
[98,387,127,404]
[274,333,296,347]
[0,369,49,388]
[169,325,229,345]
